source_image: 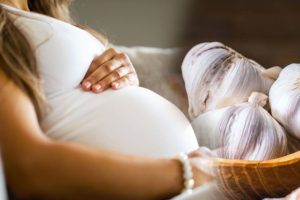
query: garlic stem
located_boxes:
[262,66,282,80]
[248,92,268,107]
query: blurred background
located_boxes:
[72,0,300,67]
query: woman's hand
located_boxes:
[81,48,139,93]
[188,147,216,187]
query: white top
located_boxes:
[2,4,198,158]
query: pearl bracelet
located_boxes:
[175,152,194,194]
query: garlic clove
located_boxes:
[261,66,283,80]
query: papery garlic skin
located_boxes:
[218,101,287,160]
[269,63,300,140]
[192,107,228,149]
[191,92,288,161]
[182,42,274,119]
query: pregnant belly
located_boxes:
[41,86,199,158]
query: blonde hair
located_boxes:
[0,0,107,120]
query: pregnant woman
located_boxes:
[0,0,212,199]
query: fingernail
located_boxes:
[93,84,102,91]
[83,81,92,89]
[112,82,119,89]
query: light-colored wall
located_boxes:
[71,0,190,48]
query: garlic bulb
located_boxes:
[269,63,300,140]
[182,42,275,119]
[192,92,288,161]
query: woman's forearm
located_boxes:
[6,140,183,200]
[0,73,183,199]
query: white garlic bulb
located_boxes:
[182,42,275,119]
[192,92,288,161]
[269,63,300,140]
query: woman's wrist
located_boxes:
[151,158,184,199]
[167,158,185,195]
[175,153,195,194]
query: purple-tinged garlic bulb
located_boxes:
[182,42,276,119]
[192,92,288,161]
[269,63,300,140]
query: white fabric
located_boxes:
[116,46,189,117]
[2,4,198,158]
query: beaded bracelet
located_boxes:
[176,152,195,194]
